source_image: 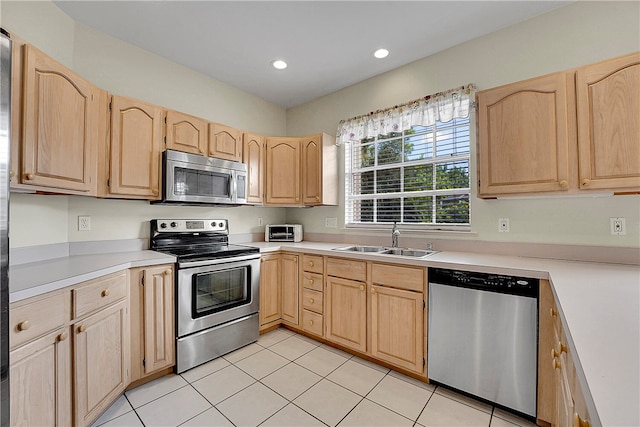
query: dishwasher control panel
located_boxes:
[428,268,538,297]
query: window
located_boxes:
[345,117,470,228]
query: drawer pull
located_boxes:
[559,180,568,188]
[371,288,376,294]
[309,261,314,267]
[557,341,568,354]
[581,178,591,187]
[152,188,159,196]
[552,358,561,370]
[17,321,30,331]
[359,285,365,291]
[550,308,557,317]
[574,413,590,427]
[78,324,87,333]
[308,279,314,285]
[101,289,110,297]
[25,173,34,181]
[551,348,560,359]
[58,332,68,342]
[164,269,172,275]
[309,298,314,304]
[309,320,314,326]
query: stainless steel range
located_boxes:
[150,219,260,373]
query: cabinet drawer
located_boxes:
[302,289,323,313]
[10,292,69,349]
[302,254,323,274]
[327,257,366,282]
[73,271,127,319]
[301,309,323,337]
[302,272,323,291]
[372,263,424,292]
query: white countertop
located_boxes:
[9,241,639,426]
[247,241,640,427]
[9,250,176,303]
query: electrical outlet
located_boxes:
[610,217,626,235]
[498,218,510,233]
[78,216,91,231]
[257,217,264,226]
[325,217,337,228]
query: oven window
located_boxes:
[174,167,230,197]
[192,266,250,317]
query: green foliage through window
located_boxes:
[345,118,470,227]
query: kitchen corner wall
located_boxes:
[285,1,640,249]
[1,0,288,248]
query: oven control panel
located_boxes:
[153,219,228,233]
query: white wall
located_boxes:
[286,1,640,248]
[1,0,288,248]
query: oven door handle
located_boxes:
[178,253,261,269]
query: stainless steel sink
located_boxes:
[380,248,436,258]
[332,245,437,258]
[332,245,387,253]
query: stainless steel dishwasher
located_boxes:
[427,268,538,419]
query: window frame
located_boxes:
[344,117,472,231]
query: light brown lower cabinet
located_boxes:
[10,327,72,426]
[370,284,424,373]
[129,265,175,383]
[280,253,299,325]
[259,254,281,328]
[325,275,367,353]
[74,299,129,426]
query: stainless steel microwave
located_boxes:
[156,150,247,206]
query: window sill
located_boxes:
[344,224,476,237]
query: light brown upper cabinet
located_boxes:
[9,34,24,189]
[165,110,207,155]
[103,95,164,200]
[265,133,338,206]
[209,123,243,161]
[576,52,640,191]
[478,52,640,197]
[243,132,265,204]
[265,137,301,205]
[301,133,338,206]
[477,72,574,197]
[21,44,100,195]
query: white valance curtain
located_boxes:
[336,83,476,145]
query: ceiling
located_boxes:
[54,1,571,108]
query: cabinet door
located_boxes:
[576,53,640,191]
[325,276,367,353]
[477,72,572,196]
[74,300,129,426]
[165,110,207,155]
[281,253,299,325]
[537,280,556,424]
[109,95,163,199]
[370,284,423,373]
[209,123,243,161]
[301,134,322,205]
[9,36,24,187]
[143,266,175,374]
[10,328,72,427]
[22,44,98,193]
[243,133,265,204]
[260,255,281,328]
[265,137,300,205]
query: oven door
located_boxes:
[177,254,260,337]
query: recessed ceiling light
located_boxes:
[272,59,288,70]
[374,48,389,59]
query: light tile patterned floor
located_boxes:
[92,328,538,427]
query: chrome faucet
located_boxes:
[391,222,400,248]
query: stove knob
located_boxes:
[211,222,216,228]
[160,222,167,229]
[170,222,178,228]
[218,222,224,228]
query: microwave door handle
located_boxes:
[230,173,237,202]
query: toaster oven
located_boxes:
[265,224,303,242]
